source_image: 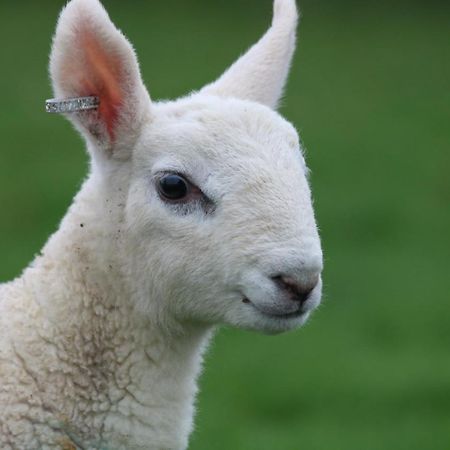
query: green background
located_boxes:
[0,1,449,449]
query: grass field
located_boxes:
[0,1,449,449]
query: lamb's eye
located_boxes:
[158,174,189,201]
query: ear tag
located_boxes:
[45,96,100,114]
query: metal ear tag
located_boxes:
[45,96,100,114]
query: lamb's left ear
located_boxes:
[201,0,298,109]
[50,0,150,159]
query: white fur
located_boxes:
[0,0,323,449]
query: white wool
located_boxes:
[0,0,323,449]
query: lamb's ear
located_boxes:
[200,0,298,109]
[49,0,150,159]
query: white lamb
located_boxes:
[0,0,323,448]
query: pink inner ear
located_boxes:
[79,31,124,140]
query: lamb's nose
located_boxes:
[271,275,318,305]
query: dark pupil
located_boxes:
[159,175,188,200]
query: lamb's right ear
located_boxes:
[200,0,298,109]
[49,0,150,160]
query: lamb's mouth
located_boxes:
[242,297,307,320]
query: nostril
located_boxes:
[271,275,317,305]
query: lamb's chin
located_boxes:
[227,309,312,335]
[253,311,311,335]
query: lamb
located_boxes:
[0,0,323,448]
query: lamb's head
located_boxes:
[50,0,322,334]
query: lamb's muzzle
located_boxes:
[272,274,319,305]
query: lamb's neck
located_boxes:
[95,321,213,449]
[21,177,213,448]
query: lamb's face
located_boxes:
[49,0,321,333]
[124,97,322,333]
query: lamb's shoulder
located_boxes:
[0,272,193,449]
[0,273,113,449]
[0,278,71,449]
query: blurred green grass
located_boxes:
[0,1,449,449]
